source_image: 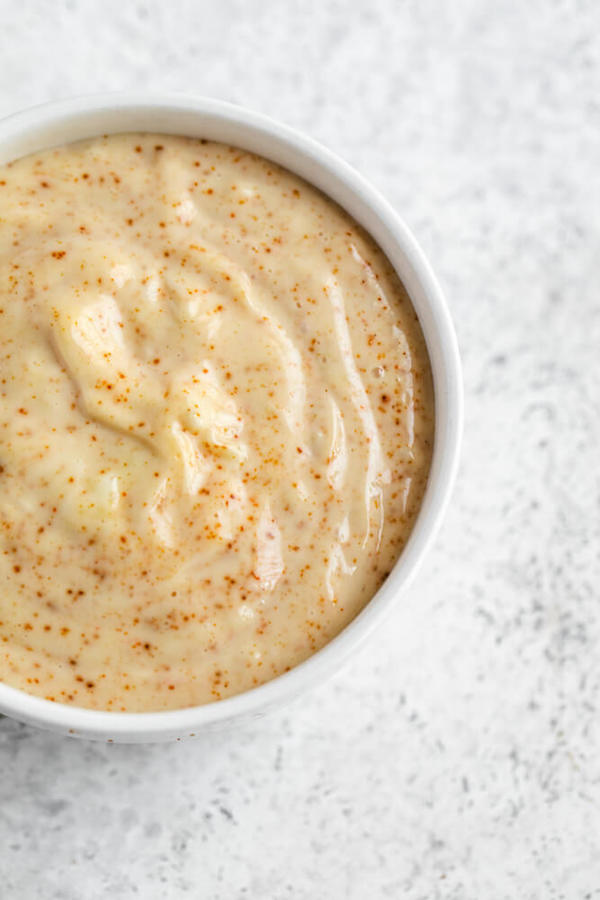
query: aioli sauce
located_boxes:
[0,135,433,710]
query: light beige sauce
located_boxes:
[0,135,433,711]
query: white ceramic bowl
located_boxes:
[0,94,462,742]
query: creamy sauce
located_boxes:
[0,135,433,711]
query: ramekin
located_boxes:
[0,94,462,742]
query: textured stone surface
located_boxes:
[1,1,600,897]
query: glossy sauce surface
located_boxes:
[0,135,433,710]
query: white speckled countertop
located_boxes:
[1,1,600,897]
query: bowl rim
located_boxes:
[0,92,463,740]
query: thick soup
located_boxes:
[0,135,433,711]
